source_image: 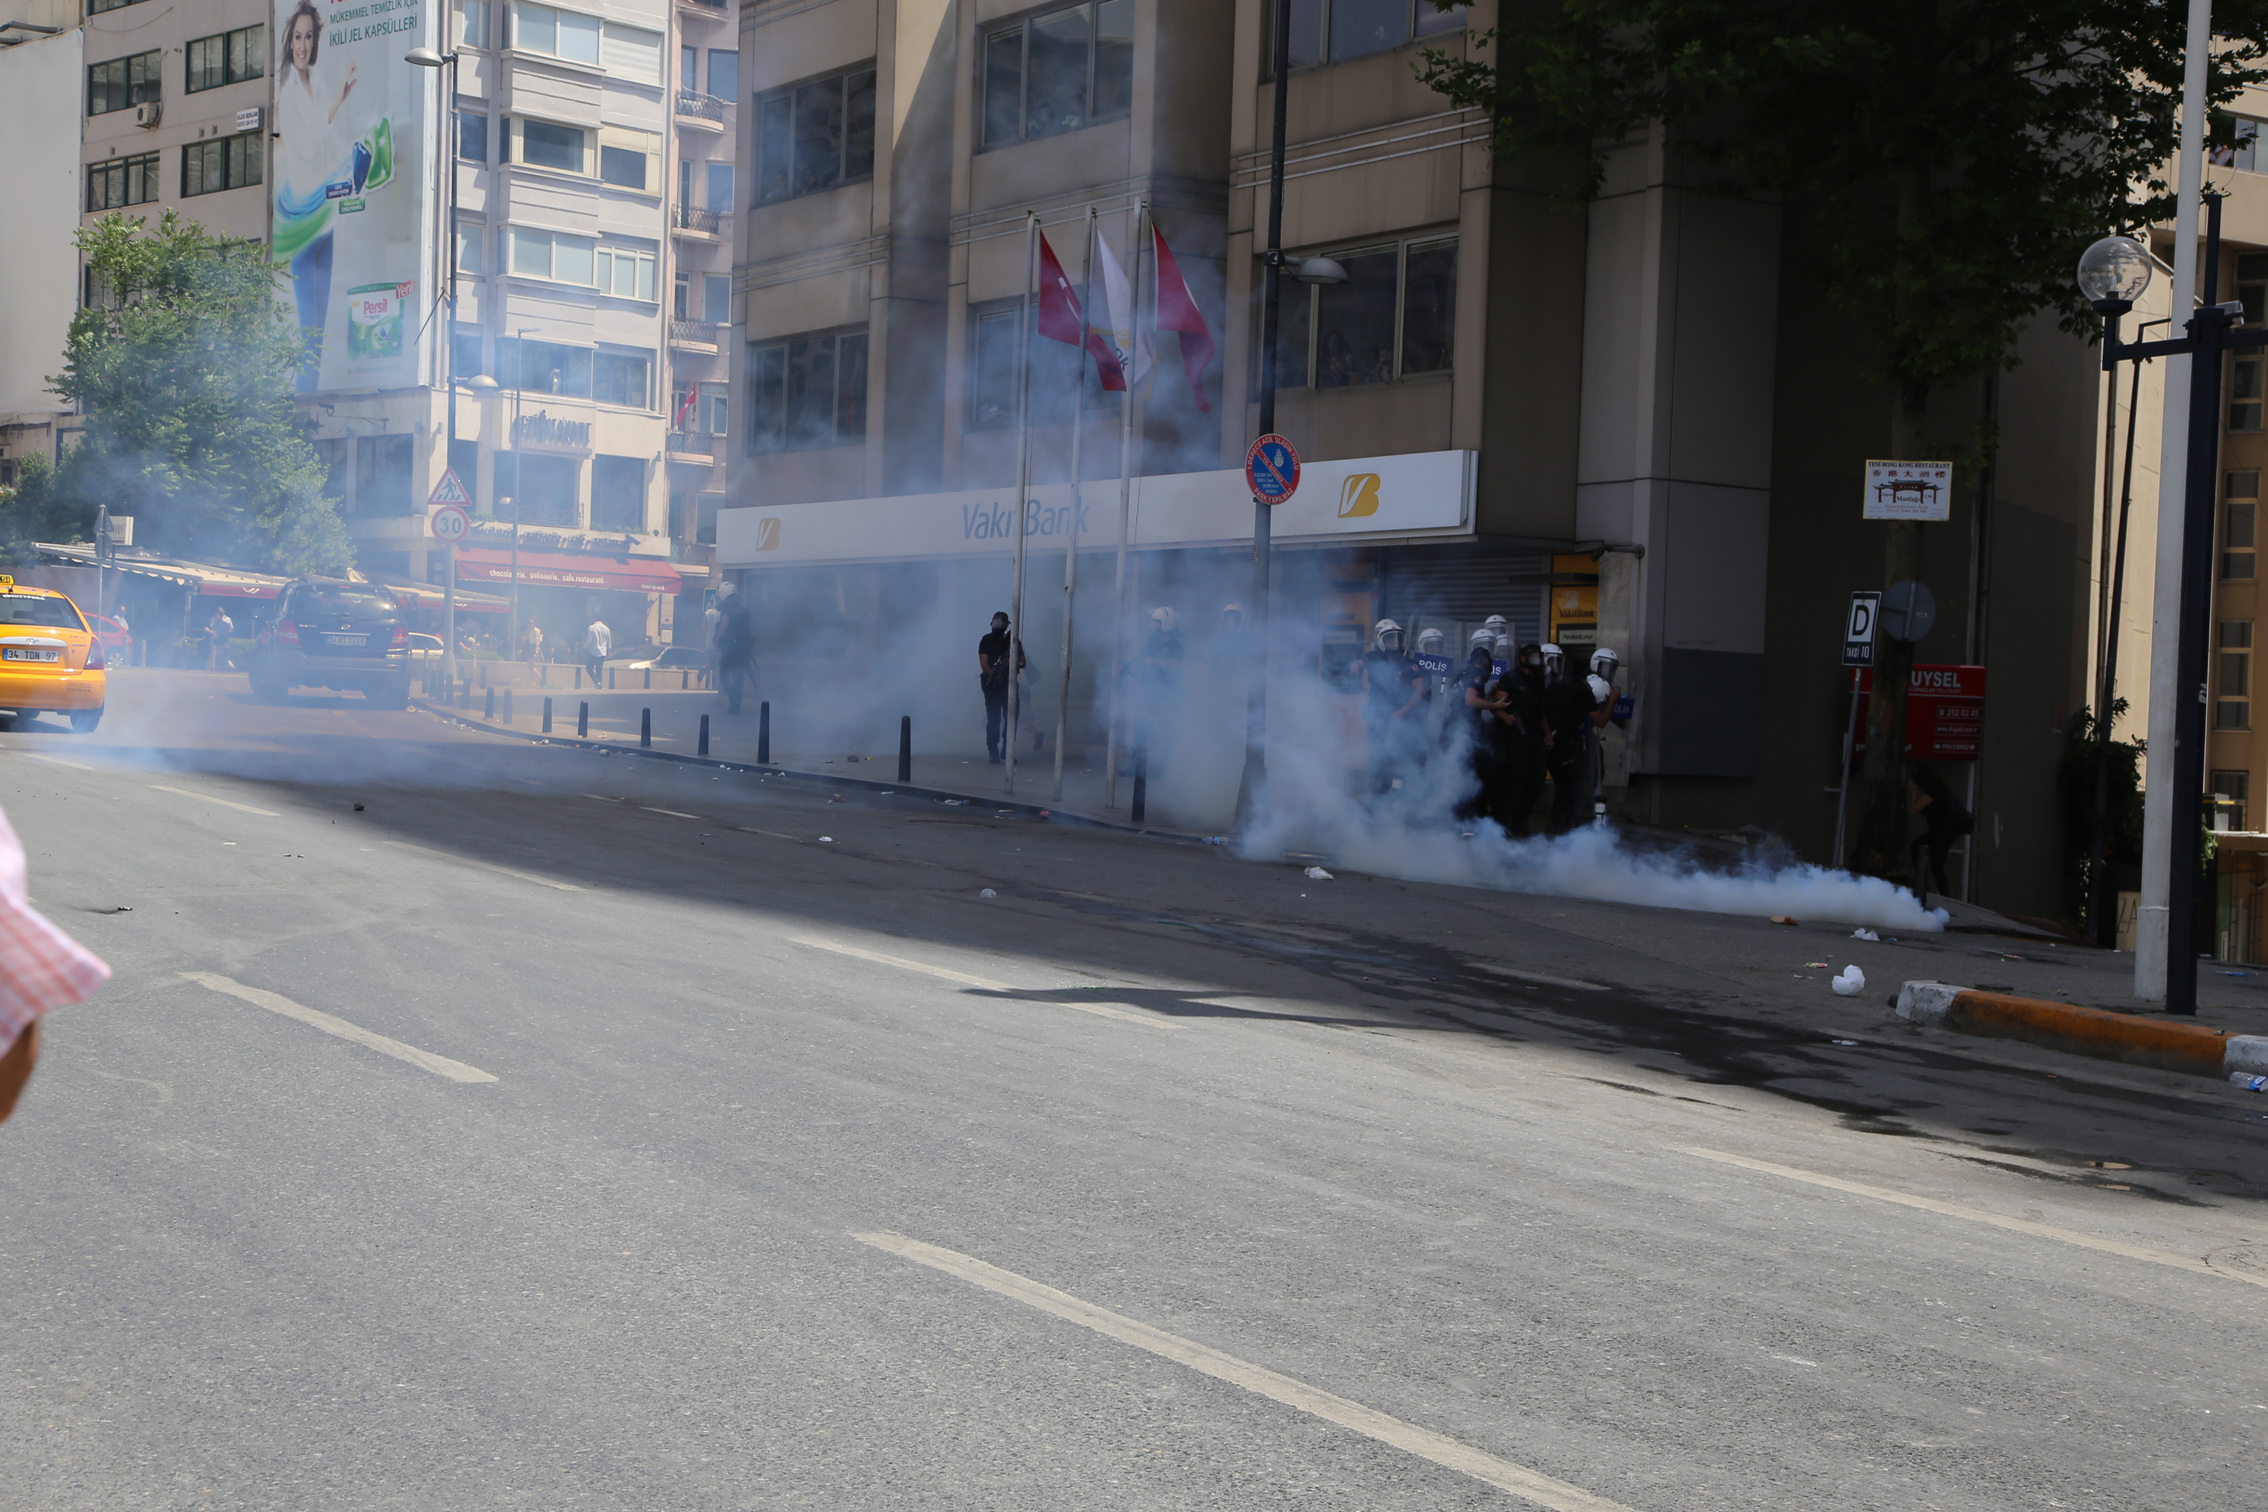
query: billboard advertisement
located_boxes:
[272,0,433,394]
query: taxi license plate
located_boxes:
[327,634,368,647]
[2,647,59,662]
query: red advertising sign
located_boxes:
[1853,664,1986,761]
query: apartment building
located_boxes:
[0,0,80,484]
[663,0,737,599]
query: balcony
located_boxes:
[675,0,727,13]
[675,90,728,129]
[674,203,725,237]
[667,429,720,457]
[669,319,724,350]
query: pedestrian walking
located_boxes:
[204,606,235,671]
[583,615,612,685]
[1126,606,1185,778]
[520,621,544,663]
[1908,765,1971,907]
[715,589,754,714]
[977,611,1024,765]
[0,802,110,1125]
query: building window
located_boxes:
[511,226,597,283]
[705,386,730,436]
[755,66,876,203]
[705,160,735,212]
[1264,235,1458,391]
[2228,473,2259,580]
[452,326,485,380]
[2241,253,2268,328]
[966,299,1107,429]
[2219,621,2253,731]
[590,455,645,529]
[500,337,593,397]
[87,152,161,212]
[2212,770,2250,832]
[459,111,490,164]
[1275,0,1466,71]
[596,125,661,192]
[515,118,588,173]
[2234,356,2263,432]
[187,25,264,92]
[353,434,416,517]
[708,48,738,100]
[595,244,657,300]
[88,51,161,116]
[2213,114,2261,172]
[746,329,868,453]
[511,2,600,66]
[703,273,731,324]
[982,1,1132,148]
[456,221,484,274]
[183,133,264,197]
[459,0,492,49]
[594,350,652,408]
[602,22,663,85]
[86,0,148,14]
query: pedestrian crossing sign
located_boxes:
[427,468,473,508]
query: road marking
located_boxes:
[149,783,279,817]
[641,807,701,819]
[382,839,583,891]
[790,937,1176,1030]
[1474,962,1606,992]
[1676,1146,2268,1290]
[18,752,96,771]
[183,972,497,1083]
[853,1232,1632,1511]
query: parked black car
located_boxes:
[248,580,411,707]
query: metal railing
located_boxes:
[665,428,719,454]
[673,203,725,234]
[675,90,727,124]
[669,319,724,346]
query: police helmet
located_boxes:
[1416,627,1446,652]
[1482,614,1509,634]
[1590,646,1620,682]
[1372,618,1404,651]
[1151,606,1178,631]
[1540,643,1565,682]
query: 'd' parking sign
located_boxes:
[1843,591,1881,667]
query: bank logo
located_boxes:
[754,517,781,551]
[1338,473,1382,518]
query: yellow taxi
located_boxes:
[0,577,105,733]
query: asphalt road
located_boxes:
[3,670,2264,1511]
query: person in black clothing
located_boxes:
[977,611,1024,764]
[714,590,755,714]
[1543,645,1600,832]
[1501,643,1551,835]
[1452,644,1508,824]
[1908,765,1970,906]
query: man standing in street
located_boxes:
[583,614,612,686]
[1358,619,1427,795]
[977,611,1023,765]
[715,588,754,715]
[1543,643,1601,832]
[204,606,234,671]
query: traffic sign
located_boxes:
[1881,579,1936,643]
[1245,433,1299,505]
[427,467,472,507]
[430,503,471,544]
[1842,590,1881,667]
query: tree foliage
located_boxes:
[2059,700,2145,934]
[1,213,350,574]
[1418,0,2268,410]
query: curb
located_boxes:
[1897,980,2268,1083]
[407,695,1216,848]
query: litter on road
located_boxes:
[1831,965,1866,996]
[1304,866,1333,881]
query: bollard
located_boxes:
[578,700,589,739]
[757,701,771,764]
[898,715,912,783]
[608,667,617,690]
[479,663,489,689]
[643,667,651,690]
[543,696,554,734]
[540,663,549,688]
[680,668,689,690]
[1131,744,1148,824]
[575,665,582,689]
[640,707,651,748]
[483,686,495,720]
[698,713,710,756]
[459,678,471,709]
[503,688,514,724]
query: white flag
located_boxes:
[1093,229,1151,390]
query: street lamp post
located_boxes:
[2081,206,2256,1015]
[407,43,461,681]
[1234,0,1347,833]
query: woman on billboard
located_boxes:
[274,0,386,392]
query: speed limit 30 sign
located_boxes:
[430,503,470,543]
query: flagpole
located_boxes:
[1105,201,1147,809]
[1007,212,1037,795]
[1054,206,1097,800]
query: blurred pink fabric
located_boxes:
[0,804,108,1052]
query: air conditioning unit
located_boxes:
[133,100,161,128]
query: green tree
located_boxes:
[1418,0,2267,878]
[4,212,350,575]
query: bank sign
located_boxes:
[716,450,1475,568]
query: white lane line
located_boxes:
[790,937,1177,1030]
[18,752,96,771]
[853,1232,1632,1512]
[382,839,584,892]
[1475,963,1606,993]
[1676,1146,2268,1290]
[183,972,497,1083]
[149,783,279,817]
[640,807,701,819]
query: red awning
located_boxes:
[451,548,683,594]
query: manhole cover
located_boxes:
[2205,1245,2268,1277]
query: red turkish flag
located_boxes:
[1038,227,1129,390]
[1151,225,1214,412]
